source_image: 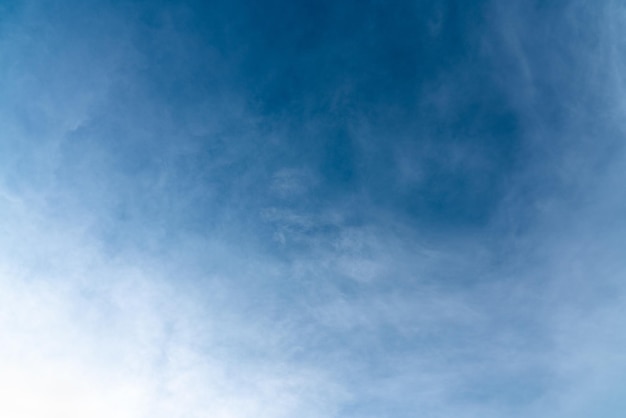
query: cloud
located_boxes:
[0,187,350,417]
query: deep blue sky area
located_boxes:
[1,1,626,417]
[67,0,528,241]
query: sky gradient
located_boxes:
[1,1,626,417]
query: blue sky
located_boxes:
[1,1,626,417]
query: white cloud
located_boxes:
[0,187,348,418]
